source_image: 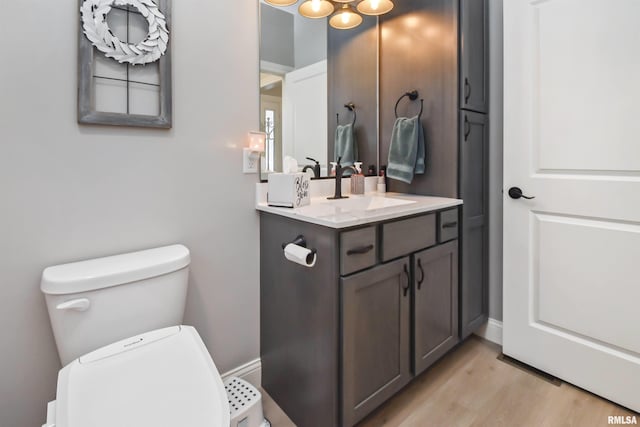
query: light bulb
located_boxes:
[371,0,380,10]
[341,12,350,24]
[312,0,320,12]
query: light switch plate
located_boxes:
[243,148,258,174]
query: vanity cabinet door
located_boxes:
[413,241,459,375]
[341,257,411,426]
[460,0,488,113]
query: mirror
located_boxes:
[259,1,379,181]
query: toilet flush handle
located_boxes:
[56,298,91,312]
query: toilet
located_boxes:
[39,245,258,427]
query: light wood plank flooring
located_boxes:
[262,386,296,426]
[263,336,637,427]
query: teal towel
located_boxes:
[335,123,358,166]
[387,115,426,184]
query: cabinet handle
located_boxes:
[416,259,425,290]
[402,264,410,297]
[346,244,374,256]
[442,221,458,229]
[464,115,471,141]
[464,77,471,103]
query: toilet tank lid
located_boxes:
[41,245,190,295]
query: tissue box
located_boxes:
[268,173,311,208]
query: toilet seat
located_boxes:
[52,326,230,427]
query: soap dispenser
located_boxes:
[330,162,338,176]
[350,162,365,195]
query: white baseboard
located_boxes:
[221,358,262,388]
[474,318,503,346]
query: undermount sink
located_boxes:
[321,195,416,212]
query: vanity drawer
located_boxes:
[381,214,436,262]
[438,209,459,243]
[340,227,377,276]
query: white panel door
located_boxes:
[282,60,328,167]
[503,0,640,412]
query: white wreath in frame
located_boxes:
[80,0,169,65]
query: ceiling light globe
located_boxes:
[299,0,334,18]
[264,0,298,6]
[357,0,394,16]
[329,5,363,30]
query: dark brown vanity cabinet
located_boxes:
[459,0,490,337]
[261,208,460,427]
[341,216,459,426]
[341,215,460,426]
[341,257,412,427]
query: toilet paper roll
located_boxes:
[284,243,317,268]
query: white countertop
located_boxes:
[256,192,463,229]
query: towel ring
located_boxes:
[394,90,424,119]
[337,103,357,127]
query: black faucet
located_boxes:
[302,157,321,179]
[328,157,356,200]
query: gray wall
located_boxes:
[260,3,326,70]
[294,14,327,69]
[0,1,260,427]
[488,0,504,321]
[260,4,295,67]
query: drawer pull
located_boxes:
[464,77,471,103]
[346,245,374,256]
[403,264,410,297]
[417,259,425,290]
[442,221,458,229]
[464,115,471,141]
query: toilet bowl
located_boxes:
[39,245,237,427]
[49,326,229,427]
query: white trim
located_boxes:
[260,60,294,76]
[43,400,57,427]
[221,358,262,388]
[474,318,503,346]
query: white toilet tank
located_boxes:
[41,244,190,366]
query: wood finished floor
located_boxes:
[262,336,637,427]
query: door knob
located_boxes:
[508,187,535,200]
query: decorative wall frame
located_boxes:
[78,0,172,128]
